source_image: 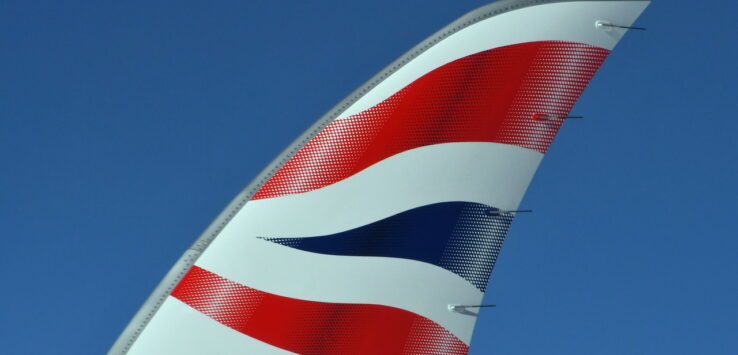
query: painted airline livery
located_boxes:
[110,1,650,354]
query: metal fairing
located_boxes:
[110,1,650,354]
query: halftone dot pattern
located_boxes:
[253,41,609,200]
[402,317,470,355]
[260,202,514,291]
[171,265,265,329]
[498,43,609,151]
[172,266,469,355]
[441,204,514,291]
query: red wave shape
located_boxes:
[253,41,609,200]
[172,265,469,355]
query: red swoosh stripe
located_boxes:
[253,41,608,200]
[172,266,469,355]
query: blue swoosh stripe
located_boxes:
[259,202,514,291]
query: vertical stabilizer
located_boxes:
[111,1,650,354]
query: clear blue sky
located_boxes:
[1,1,736,354]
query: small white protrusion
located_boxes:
[595,20,613,31]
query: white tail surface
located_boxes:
[110,1,650,354]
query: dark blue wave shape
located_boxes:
[259,202,514,291]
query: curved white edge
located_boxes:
[110,1,650,354]
[226,142,542,237]
[128,297,296,355]
[336,0,649,120]
[109,250,201,355]
[196,238,483,345]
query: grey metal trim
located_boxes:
[108,0,648,353]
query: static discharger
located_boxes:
[448,304,497,312]
[485,208,533,217]
[595,20,646,31]
[533,113,585,121]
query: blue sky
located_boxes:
[1,1,736,354]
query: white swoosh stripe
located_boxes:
[336,1,648,121]
[237,142,542,237]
